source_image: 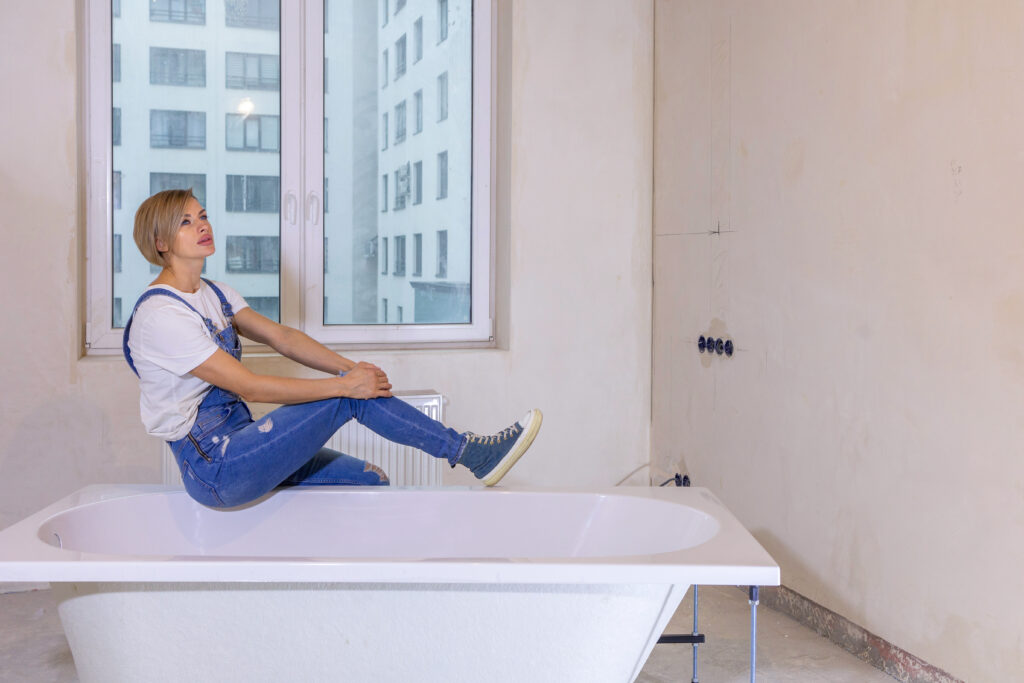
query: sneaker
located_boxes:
[458,409,543,486]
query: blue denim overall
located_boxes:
[124,279,466,508]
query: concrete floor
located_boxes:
[0,585,893,682]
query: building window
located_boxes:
[382,298,388,323]
[382,112,389,150]
[226,113,279,151]
[414,89,423,133]
[413,160,422,204]
[436,229,447,278]
[437,71,448,121]
[394,100,406,144]
[113,0,120,17]
[150,110,206,149]
[112,171,122,210]
[381,237,389,274]
[395,35,407,80]
[150,172,207,206]
[381,49,388,88]
[112,44,121,82]
[150,47,205,87]
[414,18,423,62]
[413,233,422,276]
[381,0,388,26]
[394,163,410,210]
[381,174,388,212]
[393,235,406,275]
[226,175,280,212]
[113,297,123,328]
[395,0,407,14]
[225,235,280,272]
[225,52,280,90]
[246,296,280,320]
[437,151,448,199]
[113,234,122,273]
[438,0,448,42]
[150,0,206,24]
[112,108,121,146]
[225,0,279,30]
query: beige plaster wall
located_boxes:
[653,1,1024,680]
[0,0,653,530]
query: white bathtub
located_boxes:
[0,485,778,682]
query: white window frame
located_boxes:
[85,0,494,351]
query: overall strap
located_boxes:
[122,288,218,377]
[201,278,236,321]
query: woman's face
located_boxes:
[164,197,214,262]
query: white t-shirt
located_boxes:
[127,280,249,441]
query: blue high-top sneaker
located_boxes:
[457,409,543,486]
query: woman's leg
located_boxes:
[193,396,464,507]
[281,446,389,487]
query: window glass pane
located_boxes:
[323,0,471,324]
[113,1,281,324]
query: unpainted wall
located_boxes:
[653,2,1024,680]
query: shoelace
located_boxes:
[465,423,521,445]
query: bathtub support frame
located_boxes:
[657,584,762,682]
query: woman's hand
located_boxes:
[341,362,393,399]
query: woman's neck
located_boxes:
[151,260,204,293]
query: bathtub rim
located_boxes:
[0,485,780,586]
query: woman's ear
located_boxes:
[156,237,168,253]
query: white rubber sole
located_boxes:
[482,409,543,487]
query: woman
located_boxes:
[123,189,541,508]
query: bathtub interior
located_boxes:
[35,488,721,559]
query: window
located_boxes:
[113,0,120,17]
[225,0,279,30]
[88,0,490,349]
[150,172,206,206]
[395,0,407,14]
[226,52,280,90]
[414,89,423,133]
[226,113,280,151]
[150,47,205,87]
[246,296,280,319]
[414,18,423,62]
[394,163,410,210]
[382,298,388,323]
[438,0,448,42]
[438,71,448,121]
[113,297,123,328]
[437,151,448,199]
[151,110,206,149]
[381,0,388,26]
[393,235,406,276]
[226,175,281,213]
[395,35,407,80]
[436,229,447,278]
[413,233,422,276]
[394,100,406,144]
[225,236,280,273]
[413,161,422,204]
[151,0,206,24]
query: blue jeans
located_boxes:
[170,387,467,508]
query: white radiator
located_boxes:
[161,391,446,488]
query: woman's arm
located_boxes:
[190,349,393,405]
[233,307,357,375]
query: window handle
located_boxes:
[284,191,299,227]
[306,192,321,227]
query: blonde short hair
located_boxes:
[132,188,195,267]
